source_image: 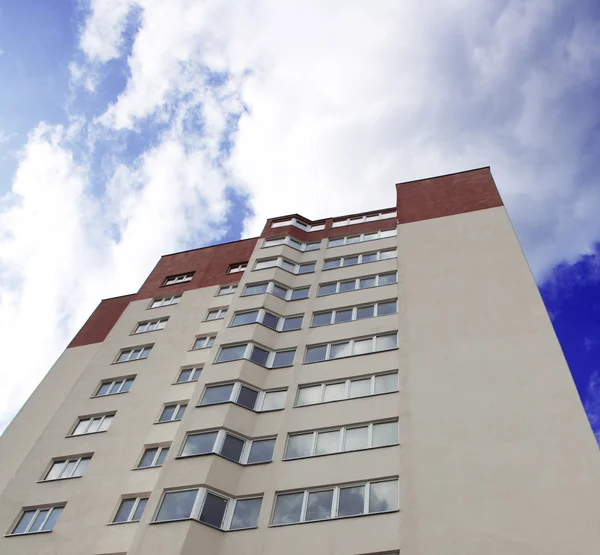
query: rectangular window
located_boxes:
[242,281,309,301]
[227,263,247,274]
[328,228,397,247]
[164,273,193,286]
[263,236,321,252]
[331,211,396,228]
[180,429,275,465]
[176,366,202,384]
[43,456,91,481]
[270,217,325,232]
[323,249,397,270]
[317,272,397,297]
[296,372,398,407]
[304,333,397,363]
[199,382,286,412]
[216,343,295,368]
[271,479,398,525]
[94,377,134,397]
[154,488,262,530]
[9,505,65,535]
[312,300,397,327]
[71,414,114,436]
[206,308,227,321]
[254,256,316,275]
[231,309,303,332]
[113,496,148,523]
[116,346,152,363]
[158,403,187,423]
[134,318,167,334]
[137,446,169,468]
[191,336,215,350]
[284,421,398,459]
[150,295,180,308]
[217,284,238,295]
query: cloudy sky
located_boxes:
[0,0,599,436]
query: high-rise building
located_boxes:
[1,167,600,555]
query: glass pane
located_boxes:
[174,404,186,420]
[96,383,111,396]
[46,461,64,480]
[305,345,327,363]
[232,311,259,326]
[139,448,158,467]
[380,229,396,238]
[132,498,147,521]
[334,310,353,324]
[74,458,90,478]
[323,382,345,402]
[221,434,245,462]
[206,337,215,347]
[280,259,295,272]
[296,385,321,406]
[206,311,218,320]
[262,312,279,330]
[375,373,398,394]
[378,301,397,316]
[29,509,49,532]
[373,421,398,447]
[62,460,78,477]
[330,342,351,359]
[317,283,337,296]
[359,276,376,289]
[345,427,369,451]
[369,481,398,512]
[108,380,123,394]
[312,312,332,327]
[298,263,315,274]
[201,384,234,405]
[121,378,134,392]
[272,492,303,525]
[261,390,286,410]
[272,350,295,368]
[342,256,358,266]
[156,490,197,521]
[380,249,397,260]
[181,432,218,456]
[200,493,227,528]
[285,433,313,459]
[290,287,309,300]
[376,334,398,351]
[140,347,151,359]
[117,352,129,362]
[237,386,259,409]
[362,253,377,263]
[247,439,275,463]
[87,418,102,433]
[249,346,269,366]
[282,316,302,331]
[337,486,365,517]
[315,430,341,455]
[159,406,176,422]
[13,510,36,534]
[41,507,63,532]
[363,232,378,241]
[256,259,277,270]
[72,419,89,435]
[350,378,371,398]
[217,345,247,363]
[353,338,374,355]
[192,338,204,350]
[329,238,344,247]
[272,285,287,298]
[177,369,192,383]
[357,305,375,319]
[230,498,261,529]
[346,235,360,244]
[306,490,333,521]
[114,499,135,522]
[323,259,341,269]
[245,283,268,296]
[339,280,356,292]
[191,368,202,380]
[156,448,169,466]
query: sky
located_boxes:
[0,0,599,438]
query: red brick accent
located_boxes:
[68,294,136,348]
[396,167,503,224]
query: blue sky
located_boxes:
[1,0,600,438]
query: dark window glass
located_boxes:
[379,272,397,285]
[247,439,275,463]
[272,285,287,298]
[41,507,63,531]
[244,283,268,296]
[156,490,197,521]
[201,384,234,405]
[139,448,158,467]
[359,276,376,289]
[306,490,333,521]
[262,312,279,330]
[155,448,169,465]
[236,386,258,410]
[177,369,192,383]
[121,378,134,392]
[217,345,247,363]
[282,316,302,331]
[249,346,269,366]
[323,259,341,269]
[272,492,303,525]
[132,498,147,521]
[342,256,358,266]
[378,301,397,315]
[339,280,356,292]
[159,405,176,422]
[181,432,218,457]
[357,305,375,319]
[232,311,259,326]
[298,263,315,274]
[317,283,337,296]
[199,493,227,528]
[96,383,111,396]
[272,350,294,367]
[290,287,309,300]
[337,486,365,517]
[13,510,36,534]
[334,309,353,323]
[114,499,135,522]
[221,434,245,462]
[362,253,377,263]
[230,498,261,529]
[305,345,327,363]
[312,312,332,327]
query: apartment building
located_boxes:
[1,167,600,555]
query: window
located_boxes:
[305,333,397,363]
[328,228,397,247]
[113,496,148,523]
[331,211,397,228]
[284,421,398,459]
[323,249,397,270]
[227,262,247,274]
[94,377,134,397]
[158,403,186,423]
[176,366,202,383]
[150,295,180,308]
[134,318,167,333]
[312,300,397,327]
[155,488,262,530]
[270,217,325,232]
[318,271,397,297]
[296,372,398,407]
[217,284,238,295]
[254,256,316,275]
[199,382,286,412]
[231,309,303,332]
[271,479,398,525]
[116,346,152,363]
[43,456,91,481]
[71,414,114,435]
[242,281,309,301]
[191,336,215,350]
[138,446,169,468]
[263,236,321,252]
[180,429,275,464]
[206,308,227,321]
[9,505,65,535]
[164,273,193,285]
[216,342,296,368]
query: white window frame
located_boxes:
[284,420,398,460]
[263,236,321,252]
[163,273,193,286]
[254,256,316,275]
[331,211,397,228]
[157,403,187,423]
[227,263,247,274]
[205,308,227,321]
[154,487,262,530]
[317,272,397,297]
[191,336,216,350]
[112,496,148,523]
[323,249,397,271]
[270,218,325,232]
[175,366,202,384]
[328,228,397,248]
[9,505,65,535]
[94,377,134,397]
[304,333,398,363]
[270,479,399,525]
[115,346,152,363]
[295,372,399,407]
[242,281,310,301]
[311,300,397,327]
[198,382,287,412]
[149,295,180,309]
[43,456,91,481]
[133,318,167,334]
[230,309,303,332]
[70,413,114,436]
[217,284,238,295]
[137,446,170,468]
[215,342,296,369]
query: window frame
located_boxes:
[175,366,203,384]
[322,249,397,271]
[133,318,168,334]
[8,505,65,535]
[327,228,397,248]
[149,295,180,309]
[163,273,194,286]
[317,271,397,297]
[205,308,227,321]
[253,256,316,275]
[93,376,135,397]
[227,262,248,274]
[198,382,287,412]
[115,345,153,363]
[270,217,325,232]
[137,445,170,469]
[42,456,91,481]
[230,308,303,332]
[215,342,296,369]
[112,496,149,524]
[331,211,397,228]
[157,403,187,423]
[70,413,115,436]
[217,284,238,295]
[304,333,398,363]
[191,336,216,350]
[242,281,310,301]
[262,236,321,252]
[311,300,397,328]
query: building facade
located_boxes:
[1,167,600,555]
